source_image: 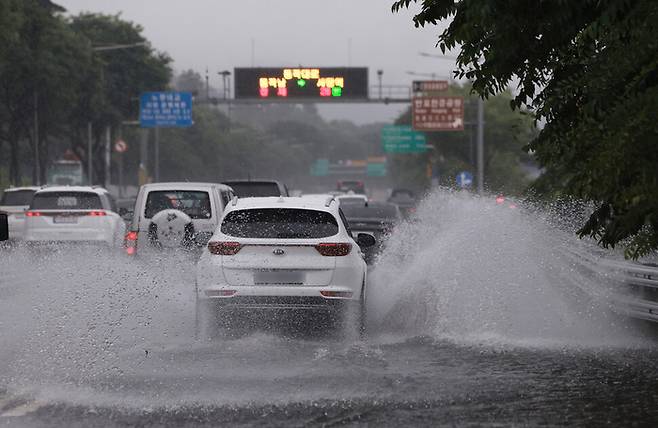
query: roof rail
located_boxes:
[324,196,335,207]
[231,195,239,206]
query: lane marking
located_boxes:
[1,401,45,417]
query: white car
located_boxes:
[195,196,375,336]
[0,186,41,241]
[335,193,368,206]
[124,182,234,255]
[23,186,125,247]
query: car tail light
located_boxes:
[25,211,42,217]
[320,290,353,298]
[208,241,242,255]
[88,211,107,216]
[124,231,138,255]
[205,290,236,297]
[315,243,352,256]
[496,195,505,204]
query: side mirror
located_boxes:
[356,232,375,248]
[0,212,8,241]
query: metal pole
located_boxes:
[377,70,383,100]
[154,127,160,182]
[118,154,124,198]
[105,126,111,188]
[476,97,484,195]
[33,90,40,185]
[87,122,93,185]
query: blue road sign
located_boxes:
[140,92,193,127]
[456,171,473,188]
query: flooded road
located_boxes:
[1,192,657,426]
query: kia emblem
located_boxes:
[272,248,285,256]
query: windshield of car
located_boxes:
[144,190,211,219]
[1,190,35,206]
[223,182,282,197]
[341,203,400,220]
[31,192,102,210]
[221,208,339,239]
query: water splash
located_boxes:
[368,189,649,348]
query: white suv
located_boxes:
[125,182,234,255]
[23,186,125,247]
[195,196,375,336]
[0,186,41,241]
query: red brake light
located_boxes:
[124,231,138,255]
[208,241,242,255]
[205,290,236,297]
[315,243,352,256]
[496,195,505,204]
[320,290,353,298]
[88,211,106,216]
[26,211,41,217]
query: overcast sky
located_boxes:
[57,0,456,124]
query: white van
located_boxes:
[124,182,234,256]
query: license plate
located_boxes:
[254,270,304,285]
[54,216,77,224]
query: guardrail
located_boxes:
[600,259,658,322]
[557,245,658,323]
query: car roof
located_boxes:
[35,186,109,195]
[222,179,283,185]
[3,186,41,192]
[226,196,338,212]
[141,182,233,191]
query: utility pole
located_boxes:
[104,126,111,189]
[476,97,484,195]
[377,70,383,100]
[87,122,93,184]
[154,127,160,182]
[33,90,40,185]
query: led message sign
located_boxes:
[234,67,368,100]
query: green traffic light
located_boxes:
[297,79,306,87]
[331,86,342,97]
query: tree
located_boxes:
[391,84,535,193]
[393,0,658,258]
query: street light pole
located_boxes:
[477,97,484,195]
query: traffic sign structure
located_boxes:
[114,139,128,153]
[456,171,473,188]
[234,67,368,100]
[381,125,427,153]
[412,80,448,93]
[310,158,330,176]
[139,92,193,128]
[412,96,464,131]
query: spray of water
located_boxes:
[368,189,648,348]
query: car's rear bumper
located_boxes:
[202,295,354,311]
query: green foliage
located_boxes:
[393,0,658,258]
[391,84,535,193]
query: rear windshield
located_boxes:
[144,190,211,219]
[1,190,35,206]
[338,197,366,205]
[31,192,102,210]
[224,182,282,197]
[221,208,339,239]
[342,204,399,220]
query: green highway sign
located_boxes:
[366,162,387,177]
[310,158,330,176]
[381,125,427,153]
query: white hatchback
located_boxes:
[195,196,375,336]
[23,186,125,248]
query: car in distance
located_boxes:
[195,195,375,337]
[124,182,234,255]
[388,188,417,219]
[336,180,365,194]
[341,201,401,264]
[23,186,125,248]
[0,186,40,241]
[335,193,368,206]
[221,180,289,198]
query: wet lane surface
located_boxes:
[2,194,658,426]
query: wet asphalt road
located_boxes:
[3,194,658,427]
